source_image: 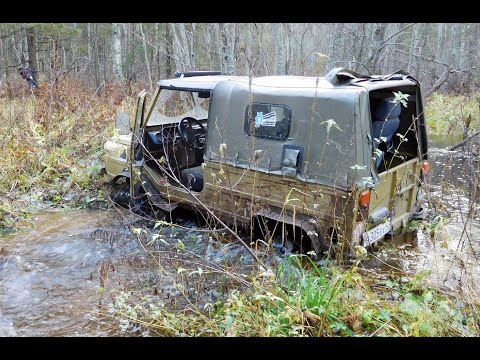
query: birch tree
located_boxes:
[220,23,236,75]
[112,23,124,82]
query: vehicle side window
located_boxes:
[244,103,291,140]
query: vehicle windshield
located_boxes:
[147,89,210,126]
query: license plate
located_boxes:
[362,219,391,247]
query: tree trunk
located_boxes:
[103,35,107,85]
[285,24,293,75]
[203,23,213,69]
[457,23,466,69]
[112,23,124,82]
[87,23,92,61]
[140,23,153,92]
[245,24,253,76]
[215,23,223,72]
[190,23,196,69]
[367,23,387,73]
[0,29,6,77]
[465,24,479,89]
[326,24,343,71]
[165,23,174,78]
[94,25,100,88]
[406,24,417,74]
[272,23,286,75]
[52,37,61,79]
[155,23,161,79]
[179,23,192,70]
[26,26,38,75]
[220,23,236,75]
[171,23,188,72]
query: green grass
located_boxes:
[110,253,479,336]
[425,92,480,137]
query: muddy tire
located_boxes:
[110,183,130,208]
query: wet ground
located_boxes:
[1,141,479,336]
[362,141,480,298]
[0,210,131,336]
[0,208,258,336]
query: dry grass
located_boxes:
[0,77,138,229]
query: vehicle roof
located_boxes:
[157,75,336,91]
[157,73,417,93]
[157,76,248,91]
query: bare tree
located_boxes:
[272,23,286,75]
[165,23,174,78]
[139,23,153,91]
[112,23,124,82]
[220,23,236,75]
[366,23,387,73]
[25,26,38,76]
[0,23,477,93]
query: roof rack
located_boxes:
[175,71,223,78]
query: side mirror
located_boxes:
[115,110,131,135]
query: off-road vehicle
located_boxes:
[103,68,429,256]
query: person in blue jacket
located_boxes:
[18,67,40,90]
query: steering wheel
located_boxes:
[177,117,206,149]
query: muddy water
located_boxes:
[0,210,135,336]
[0,209,257,336]
[363,141,480,297]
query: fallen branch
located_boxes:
[424,67,454,99]
[446,128,480,151]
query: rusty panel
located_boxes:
[369,158,420,229]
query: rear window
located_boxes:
[244,103,291,140]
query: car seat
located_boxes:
[372,97,401,170]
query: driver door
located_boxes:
[129,90,147,207]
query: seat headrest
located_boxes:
[373,97,401,121]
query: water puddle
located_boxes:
[0,209,133,336]
[0,208,258,336]
[362,143,480,298]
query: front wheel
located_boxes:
[110,183,130,208]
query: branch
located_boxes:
[446,128,480,151]
[424,67,454,98]
[376,42,408,49]
[0,28,24,39]
[424,66,476,98]
[378,23,416,51]
[395,48,451,68]
[125,25,187,68]
[5,63,24,70]
[52,57,86,85]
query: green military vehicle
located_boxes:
[103,68,429,257]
